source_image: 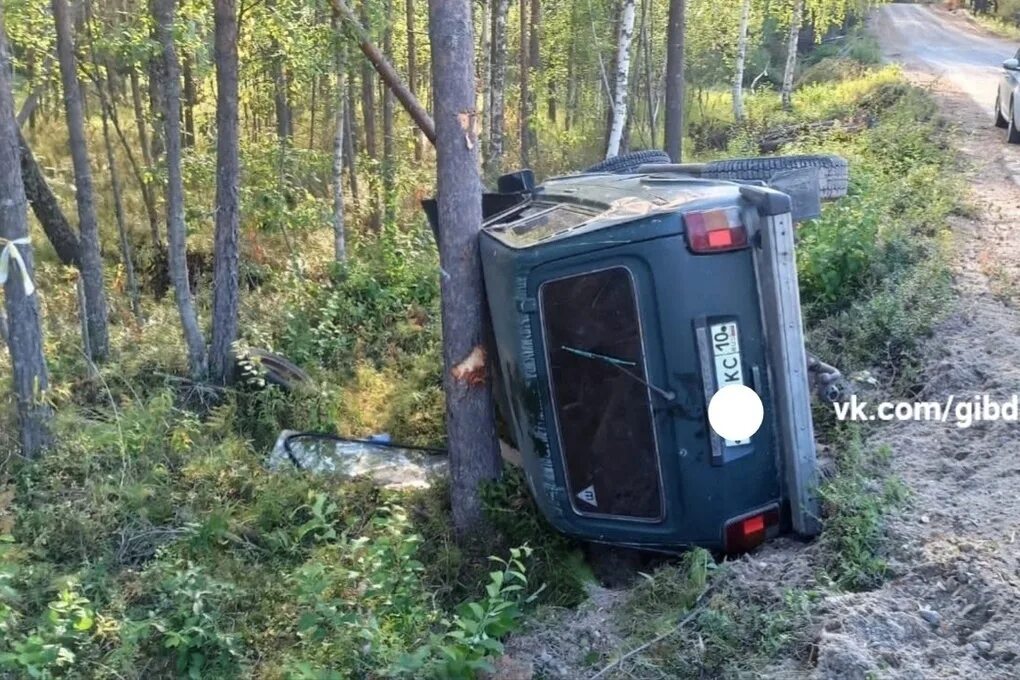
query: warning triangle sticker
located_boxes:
[576,484,598,507]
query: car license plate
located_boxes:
[710,321,749,447]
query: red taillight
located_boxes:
[684,208,748,253]
[724,507,780,553]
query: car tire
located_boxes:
[696,154,850,200]
[582,149,672,174]
[237,349,311,390]
[995,93,1009,128]
[1008,103,1020,143]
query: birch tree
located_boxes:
[331,9,348,263]
[152,0,207,379]
[733,0,751,121]
[0,12,51,458]
[52,0,110,361]
[605,0,636,159]
[781,0,804,110]
[210,0,241,385]
[428,0,503,536]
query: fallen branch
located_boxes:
[329,0,436,145]
[589,581,717,680]
[17,130,82,267]
[758,116,869,154]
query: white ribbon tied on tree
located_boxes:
[0,237,36,296]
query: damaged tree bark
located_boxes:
[428,0,503,536]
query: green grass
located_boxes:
[818,428,909,591]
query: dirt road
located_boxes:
[873,3,1015,111]
[791,4,1020,678]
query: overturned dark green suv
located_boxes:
[438,150,848,553]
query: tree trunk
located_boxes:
[53,0,110,361]
[427,0,502,536]
[781,0,803,111]
[519,0,529,166]
[84,6,143,322]
[128,63,161,245]
[106,91,162,247]
[382,0,395,225]
[478,0,490,148]
[640,0,655,147]
[359,0,377,159]
[0,17,52,459]
[565,0,576,132]
[152,0,207,379]
[309,75,318,149]
[331,10,347,263]
[486,0,508,175]
[406,0,422,161]
[663,0,685,162]
[182,51,196,146]
[209,0,241,385]
[17,131,81,267]
[524,0,539,163]
[733,0,750,121]
[606,0,636,159]
[343,76,360,201]
[602,2,621,152]
[147,56,164,161]
[129,65,153,166]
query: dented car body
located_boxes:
[427,153,844,553]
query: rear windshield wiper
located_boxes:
[561,345,676,401]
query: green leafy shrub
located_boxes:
[0,579,98,679]
[394,546,541,679]
[126,562,241,679]
[481,468,592,607]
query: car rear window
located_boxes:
[540,266,663,520]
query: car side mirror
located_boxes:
[1004,58,1019,71]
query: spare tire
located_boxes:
[699,154,849,199]
[583,149,672,174]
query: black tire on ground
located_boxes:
[1008,104,1020,144]
[995,93,1009,128]
[583,149,672,174]
[699,154,849,200]
[238,349,311,390]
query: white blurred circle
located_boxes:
[708,384,764,441]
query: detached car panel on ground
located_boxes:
[471,159,833,553]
